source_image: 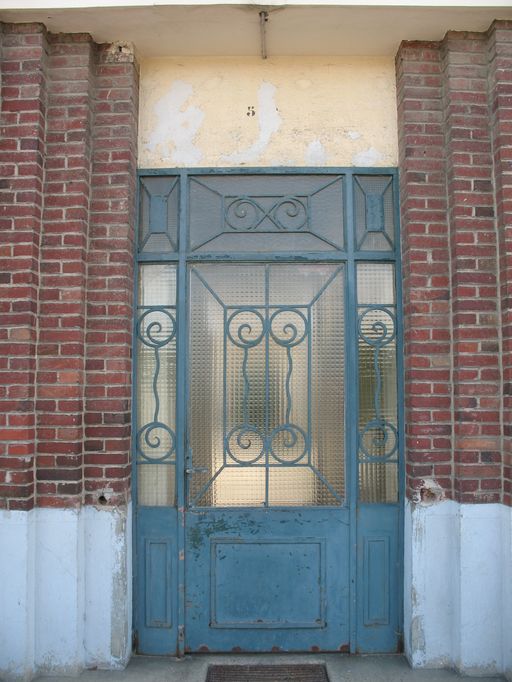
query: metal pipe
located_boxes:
[259,10,268,60]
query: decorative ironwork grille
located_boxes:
[188,263,345,508]
[134,170,402,509]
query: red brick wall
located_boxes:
[397,21,512,505]
[2,19,511,510]
[0,23,139,510]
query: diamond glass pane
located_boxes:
[136,264,177,507]
[188,264,345,507]
[354,175,395,252]
[138,176,179,254]
[357,263,398,503]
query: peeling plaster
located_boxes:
[147,80,204,165]
[405,500,512,677]
[304,139,328,165]
[221,81,282,164]
[352,145,384,165]
[138,57,398,168]
[0,506,131,680]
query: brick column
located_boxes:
[84,45,139,506]
[0,25,139,511]
[36,34,95,507]
[442,33,502,503]
[397,22,512,505]
[488,21,512,507]
[0,23,48,510]
[395,41,454,500]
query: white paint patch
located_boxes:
[0,505,131,680]
[352,145,384,165]
[405,500,512,678]
[304,139,328,165]
[346,130,361,140]
[221,81,282,164]
[147,80,204,165]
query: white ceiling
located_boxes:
[1,3,512,57]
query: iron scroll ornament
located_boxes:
[136,306,177,463]
[357,305,398,462]
[224,195,309,232]
[224,306,310,467]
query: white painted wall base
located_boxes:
[404,499,512,679]
[0,504,132,681]
[3,499,511,678]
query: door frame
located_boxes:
[132,167,405,656]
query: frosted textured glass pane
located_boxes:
[139,264,176,306]
[138,464,175,507]
[188,264,345,508]
[137,264,177,507]
[357,263,398,503]
[357,263,395,305]
[359,464,398,503]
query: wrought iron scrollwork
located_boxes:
[357,305,398,462]
[224,305,310,467]
[136,306,177,463]
[224,195,308,232]
[187,263,347,508]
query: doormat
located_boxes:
[205,664,330,682]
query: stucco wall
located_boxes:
[138,57,397,169]
[0,506,132,680]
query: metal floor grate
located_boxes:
[205,664,330,682]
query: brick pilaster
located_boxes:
[488,21,512,507]
[0,25,138,511]
[36,34,95,507]
[397,22,512,505]
[0,23,48,510]
[396,41,454,499]
[84,45,139,506]
[442,33,502,503]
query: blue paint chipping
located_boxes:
[133,168,402,656]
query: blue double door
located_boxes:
[134,171,401,656]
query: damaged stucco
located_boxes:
[138,56,398,168]
[404,499,512,678]
[0,506,132,680]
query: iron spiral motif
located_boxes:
[225,425,265,465]
[357,306,398,461]
[224,195,308,232]
[224,305,310,467]
[136,306,177,463]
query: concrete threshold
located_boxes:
[36,654,505,681]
